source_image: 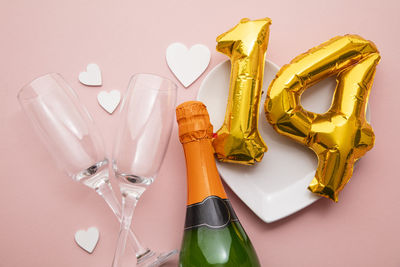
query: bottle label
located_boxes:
[184,195,239,230]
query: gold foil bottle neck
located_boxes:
[176,101,213,144]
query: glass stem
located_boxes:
[95,180,149,257]
[112,187,145,267]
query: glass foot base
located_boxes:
[137,249,179,267]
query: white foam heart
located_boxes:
[166,43,210,87]
[74,227,99,254]
[97,90,121,114]
[79,63,102,86]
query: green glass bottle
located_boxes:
[176,101,261,267]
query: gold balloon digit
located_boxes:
[213,18,272,165]
[265,35,380,201]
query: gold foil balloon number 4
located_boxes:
[265,35,380,202]
[213,18,272,165]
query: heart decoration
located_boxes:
[166,43,211,87]
[79,63,102,86]
[97,90,121,114]
[74,227,99,254]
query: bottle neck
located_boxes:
[182,138,228,206]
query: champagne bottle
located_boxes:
[176,101,261,267]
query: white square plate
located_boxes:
[198,59,369,223]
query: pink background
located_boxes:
[0,0,399,266]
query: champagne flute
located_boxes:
[111,74,177,267]
[17,73,171,265]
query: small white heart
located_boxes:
[166,43,210,87]
[79,63,102,86]
[74,227,99,254]
[97,90,121,114]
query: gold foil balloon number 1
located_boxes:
[265,35,380,201]
[213,18,272,165]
